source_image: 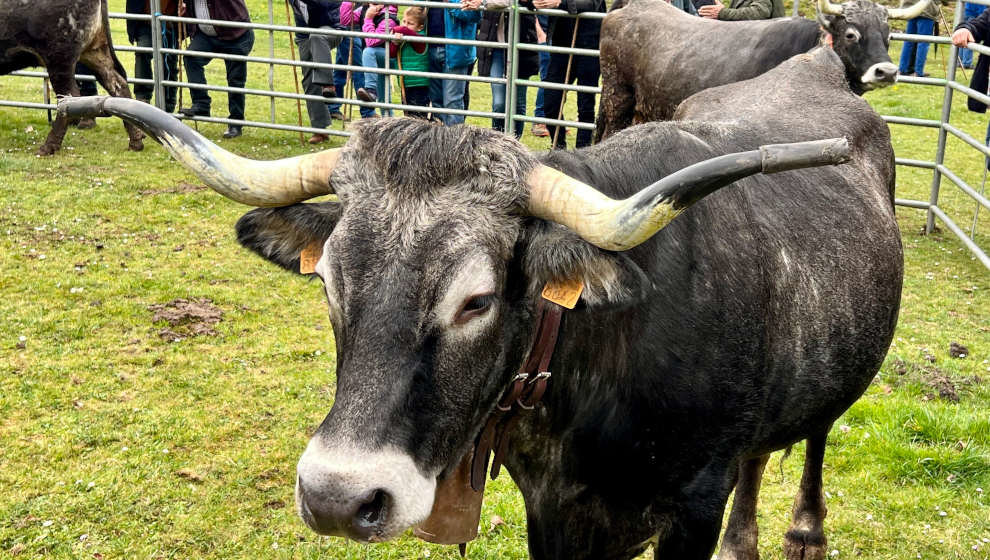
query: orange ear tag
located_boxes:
[541,278,584,309]
[299,241,323,274]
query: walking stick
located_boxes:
[344,20,356,125]
[936,3,968,82]
[551,17,579,149]
[284,0,307,144]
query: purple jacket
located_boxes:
[340,2,397,47]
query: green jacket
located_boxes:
[718,0,785,20]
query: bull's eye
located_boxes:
[454,293,495,325]
[845,30,858,42]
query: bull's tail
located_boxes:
[101,0,129,79]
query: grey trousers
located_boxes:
[295,28,341,130]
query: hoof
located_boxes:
[36,143,58,156]
[783,529,827,560]
[128,139,145,152]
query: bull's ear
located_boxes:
[522,220,652,310]
[818,13,838,32]
[235,201,342,274]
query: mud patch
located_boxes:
[888,358,983,403]
[148,298,224,341]
[949,341,969,359]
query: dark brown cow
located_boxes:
[0,0,144,155]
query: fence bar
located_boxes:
[947,81,990,108]
[895,198,931,209]
[516,78,600,94]
[936,164,990,212]
[505,0,520,136]
[895,158,937,169]
[942,122,990,158]
[268,0,276,123]
[883,116,941,128]
[929,205,990,269]
[925,2,963,234]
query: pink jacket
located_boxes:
[339,2,398,48]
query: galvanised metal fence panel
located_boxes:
[1,0,986,268]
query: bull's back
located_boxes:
[0,0,103,71]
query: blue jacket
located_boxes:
[443,0,481,69]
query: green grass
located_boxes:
[1,1,988,559]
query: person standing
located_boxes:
[127,0,180,113]
[698,0,783,20]
[531,14,551,137]
[178,0,255,139]
[536,0,604,149]
[467,0,540,137]
[290,0,342,143]
[897,0,939,77]
[960,2,988,69]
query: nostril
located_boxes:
[354,489,390,530]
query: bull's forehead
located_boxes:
[841,1,889,25]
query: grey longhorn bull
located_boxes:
[60,46,901,560]
[0,0,144,155]
[595,0,929,141]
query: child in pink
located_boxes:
[340,2,398,113]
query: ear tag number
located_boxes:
[299,241,323,274]
[541,278,584,309]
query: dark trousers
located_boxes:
[403,85,430,119]
[75,63,99,96]
[184,29,255,120]
[134,24,178,112]
[542,51,600,149]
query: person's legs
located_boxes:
[296,33,331,130]
[898,18,919,74]
[222,29,254,121]
[490,50,507,132]
[183,33,213,114]
[542,51,570,149]
[329,36,352,115]
[75,63,99,96]
[372,46,392,116]
[404,85,430,118]
[361,46,380,98]
[913,18,935,76]
[134,25,155,102]
[162,27,179,112]
[512,81,528,138]
[573,54,600,149]
[428,45,446,123]
[310,28,338,91]
[443,63,471,125]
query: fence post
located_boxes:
[793,0,799,17]
[926,0,964,234]
[505,0,520,136]
[150,0,166,110]
[269,0,277,123]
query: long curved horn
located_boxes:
[57,96,338,206]
[886,0,930,20]
[527,138,851,251]
[817,0,844,16]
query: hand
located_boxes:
[699,0,724,19]
[178,1,186,16]
[366,4,383,17]
[535,20,547,43]
[460,0,482,9]
[532,0,562,9]
[952,28,975,49]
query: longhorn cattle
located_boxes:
[61,45,902,560]
[0,0,144,155]
[595,0,929,141]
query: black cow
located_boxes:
[0,0,144,155]
[595,0,929,141]
[60,45,902,560]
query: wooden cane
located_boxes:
[284,0,307,144]
[551,18,579,149]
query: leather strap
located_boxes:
[470,300,564,491]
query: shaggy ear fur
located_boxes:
[818,13,838,32]
[235,201,342,274]
[522,219,652,311]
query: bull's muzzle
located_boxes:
[862,62,899,89]
[295,438,436,542]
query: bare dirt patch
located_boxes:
[139,182,207,197]
[888,358,984,403]
[148,298,224,342]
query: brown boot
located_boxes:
[308,133,329,144]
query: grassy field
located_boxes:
[1,1,988,559]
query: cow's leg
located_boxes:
[783,433,829,560]
[80,49,145,152]
[594,79,635,144]
[718,454,770,560]
[653,466,733,560]
[38,61,80,156]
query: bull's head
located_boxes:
[59,97,849,543]
[817,0,931,93]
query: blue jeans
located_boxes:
[361,45,392,116]
[428,45,446,120]
[328,37,376,118]
[489,50,527,137]
[960,3,988,67]
[534,15,550,119]
[442,63,471,125]
[898,18,935,75]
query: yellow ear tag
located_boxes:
[299,241,323,274]
[541,278,584,309]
